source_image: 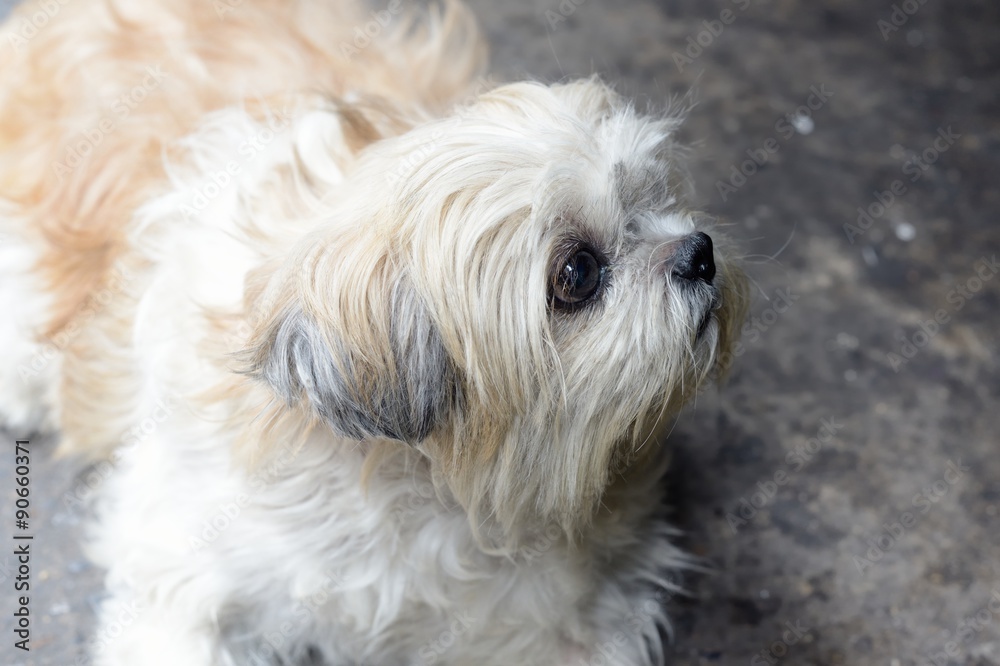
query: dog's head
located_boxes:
[247,79,747,541]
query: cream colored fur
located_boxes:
[0,0,747,664]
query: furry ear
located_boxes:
[248,279,456,443]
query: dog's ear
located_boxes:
[247,277,456,443]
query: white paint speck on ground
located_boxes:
[895,222,916,241]
[836,332,859,349]
[791,113,814,135]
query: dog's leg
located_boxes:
[0,226,59,434]
[91,590,233,666]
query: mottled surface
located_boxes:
[2,0,999,665]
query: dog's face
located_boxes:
[249,79,747,542]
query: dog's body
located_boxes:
[0,1,746,664]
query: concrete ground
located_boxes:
[2,0,999,664]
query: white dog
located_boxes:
[0,0,746,664]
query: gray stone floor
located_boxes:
[2,0,999,664]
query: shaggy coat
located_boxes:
[0,1,746,664]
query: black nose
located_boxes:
[671,232,716,284]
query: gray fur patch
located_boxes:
[613,154,683,220]
[255,283,454,443]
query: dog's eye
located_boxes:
[551,247,605,308]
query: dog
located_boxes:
[0,0,747,664]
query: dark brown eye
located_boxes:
[551,247,605,308]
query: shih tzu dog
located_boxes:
[0,0,747,664]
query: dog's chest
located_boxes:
[219,445,594,664]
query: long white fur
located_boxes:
[101,101,674,666]
[0,1,747,664]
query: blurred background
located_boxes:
[1,0,998,664]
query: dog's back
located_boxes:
[0,0,484,445]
